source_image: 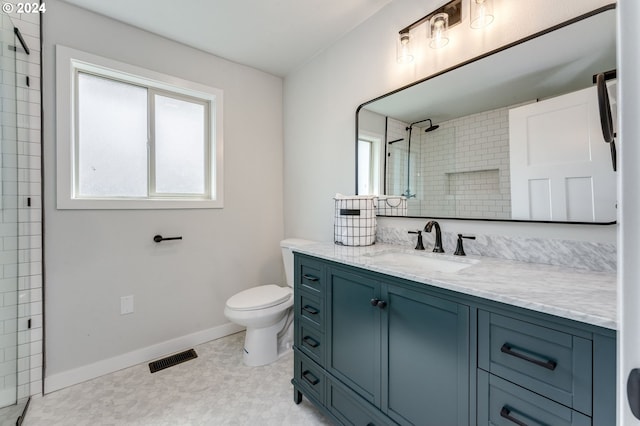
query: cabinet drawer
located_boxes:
[294,349,325,405]
[328,379,394,426]
[478,311,592,415]
[297,258,324,295]
[478,370,590,426]
[296,323,324,364]
[298,293,324,329]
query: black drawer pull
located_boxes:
[303,335,320,348]
[302,305,319,315]
[302,370,320,385]
[500,343,557,371]
[500,407,528,426]
[303,274,319,282]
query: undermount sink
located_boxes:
[364,250,479,273]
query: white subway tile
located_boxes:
[29,379,41,396]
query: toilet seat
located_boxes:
[226,284,292,311]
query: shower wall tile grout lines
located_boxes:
[4,3,43,399]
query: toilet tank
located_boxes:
[280,239,315,287]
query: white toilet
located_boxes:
[224,238,313,366]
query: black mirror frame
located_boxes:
[355,3,617,226]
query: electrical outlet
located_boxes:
[120,295,134,315]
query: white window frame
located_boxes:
[56,45,224,209]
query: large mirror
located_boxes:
[357,6,617,224]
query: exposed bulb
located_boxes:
[471,0,494,29]
[429,13,449,49]
[396,32,414,63]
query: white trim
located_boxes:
[43,322,244,394]
[55,45,224,210]
[618,1,640,424]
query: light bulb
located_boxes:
[470,0,494,29]
[396,32,414,63]
[429,13,449,49]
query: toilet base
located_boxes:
[242,314,291,366]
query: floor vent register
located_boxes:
[149,349,198,373]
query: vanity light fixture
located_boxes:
[429,13,449,48]
[396,0,461,60]
[396,31,414,64]
[470,0,494,29]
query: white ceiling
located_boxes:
[60,0,392,77]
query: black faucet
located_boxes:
[454,234,476,256]
[408,230,425,250]
[424,221,444,253]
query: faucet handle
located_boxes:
[454,234,476,256]
[408,230,425,250]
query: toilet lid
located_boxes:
[226,285,292,311]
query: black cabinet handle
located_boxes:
[302,305,319,315]
[500,343,557,371]
[302,370,320,386]
[500,407,528,426]
[370,298,387,309]
[303,336,320,348]
[303,274,319,282]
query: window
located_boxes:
[56,46,223,209]
[357,134,381,195]
[358,139,373,195]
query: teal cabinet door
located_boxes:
[327,265,470,425]
[327,266,382,406]
[384,284,470,426]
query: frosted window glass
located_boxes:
[154,94,206,194]
[358,140,372,195]
[77,73,148,197]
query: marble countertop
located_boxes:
[294,242,617,330]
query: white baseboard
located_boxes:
[44,322,244,394]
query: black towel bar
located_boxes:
[153,235,182,243]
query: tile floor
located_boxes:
[23,332,332,425]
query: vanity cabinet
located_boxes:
[291,253,616,426]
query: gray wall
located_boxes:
[42,0,284,391]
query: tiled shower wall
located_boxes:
[384,106,515,218]
[415,106,511,219]
[4,4,42,399]
[0,13,18,406]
